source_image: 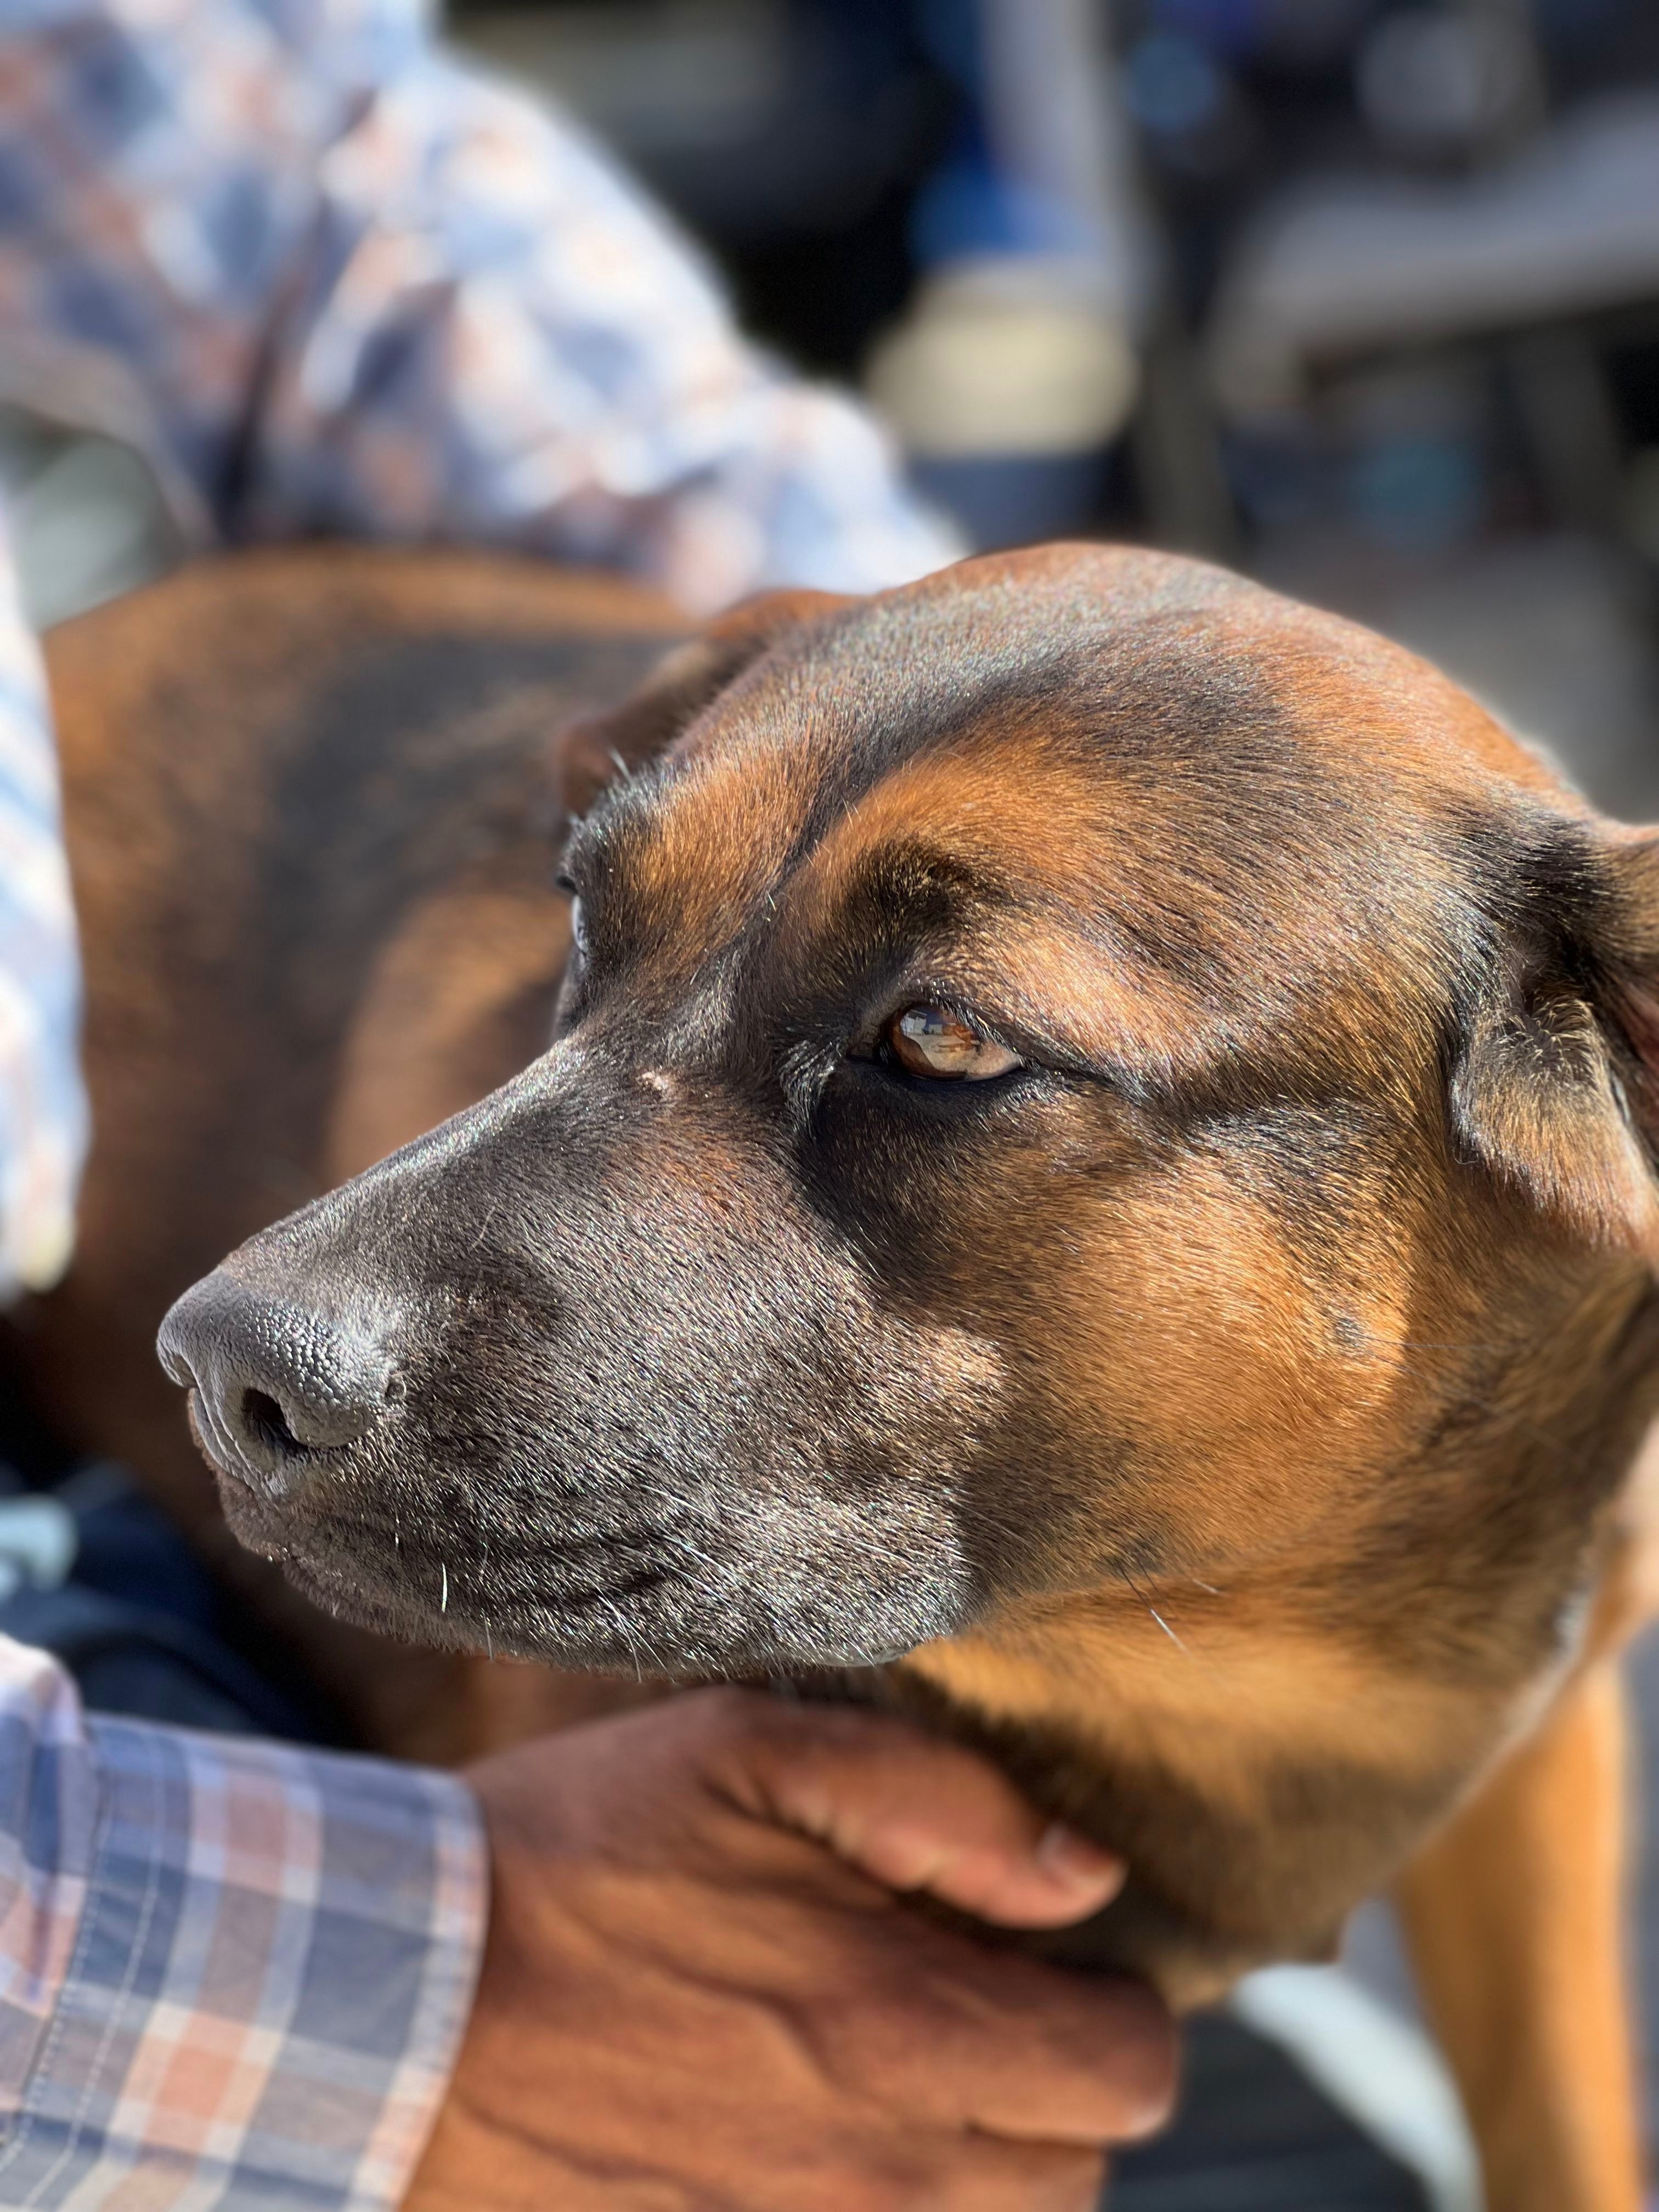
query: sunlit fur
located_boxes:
[159,545,1659,2011]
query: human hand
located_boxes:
[404,1688,1176,2211]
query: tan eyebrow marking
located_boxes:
[574,737,808,985]
[776,727,1202,1072]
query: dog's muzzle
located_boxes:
[158,1271,399,1498]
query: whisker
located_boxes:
[594,1594,645,1685]
[1117,1560,1183,1655]
[1117,1559,1227,1680]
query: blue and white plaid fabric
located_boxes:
[0,0,960,1295]
[0,1635,482,2210]
[0,541,81,1297]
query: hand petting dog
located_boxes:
[410,1691,1173,2212]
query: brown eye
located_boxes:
[888,1005,1023,1081]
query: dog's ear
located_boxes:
[1451,831,1659,1252]
[557,588,854,814]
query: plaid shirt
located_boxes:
[0,0,959,1295]
[0,1635,483,2211]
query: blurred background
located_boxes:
[20,0,1659,816]
[441,0,1659,821]
[8,1,1659,2203]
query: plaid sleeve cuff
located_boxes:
[0,1717,485,2212]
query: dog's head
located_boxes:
[159,546,1659,1677]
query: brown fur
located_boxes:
[16,543,1659,2208]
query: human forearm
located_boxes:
[0,1634,484,2211]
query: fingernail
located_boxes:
[1036,1821,1124,1892]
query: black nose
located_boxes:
[157,1271,398,1495]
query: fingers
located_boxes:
[459,1686,1177,2212]
[698,1690,1126,1928]
[889,1953,1178,2145]
[845,2137,1106,2212]
[921,2137,1108,2212]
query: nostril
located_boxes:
[241,1388,303,1459]
[159,1272,400,1468]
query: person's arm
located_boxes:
[0,0,962,614]
[0,1637,1176,2211]
[0,1633,484,2210]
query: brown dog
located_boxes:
[18,540,1659,2210]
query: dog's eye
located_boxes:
[887,1006,1023,1081]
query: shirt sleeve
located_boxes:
[0,1634,484,2212]
[0,520,82,1299]
[0,0,963,613]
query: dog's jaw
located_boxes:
[196,1387,987,1678]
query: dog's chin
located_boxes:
[213,1474,959,1675]
[285,1550,949,1676]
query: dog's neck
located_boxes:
[875,1254,1659,2002]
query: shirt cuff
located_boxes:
[0,1717,486,2212]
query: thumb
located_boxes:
[702,1692,1126,1928]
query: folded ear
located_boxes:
[1450,831,1659,1252]
[557,588,855,814]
